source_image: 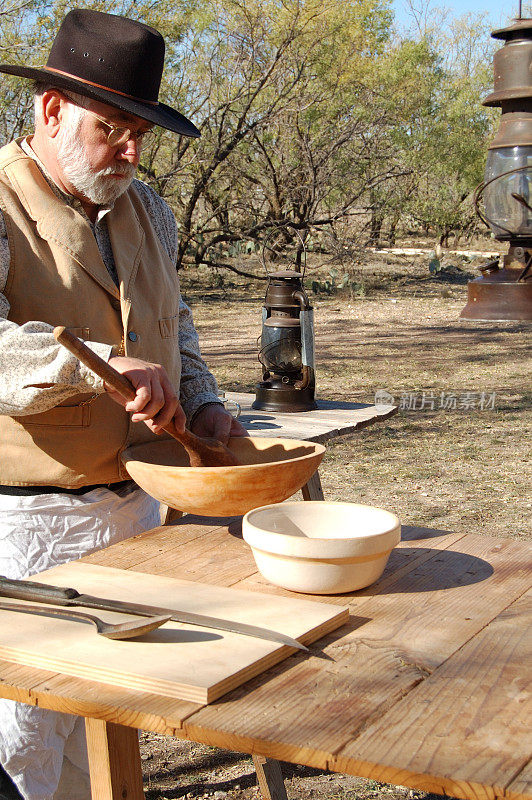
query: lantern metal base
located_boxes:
[460,253,532,321]
[252,384,317,413]
[460,279,532,320]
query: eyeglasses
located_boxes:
[63,94,155,148]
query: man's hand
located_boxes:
[191,403,248,445]
[106,356,186,435]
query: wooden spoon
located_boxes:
[53,326,240,467]
[0,600,171,640]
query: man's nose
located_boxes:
[116,138,140,164]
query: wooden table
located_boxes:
[0,402,530,800]
[0,519,529,800]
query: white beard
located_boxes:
[56,108,136,206]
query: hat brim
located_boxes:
[0,64,200,138]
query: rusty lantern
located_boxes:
[461,17,532,321]
[253,231,317,412]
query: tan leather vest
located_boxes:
[0,140,180,487]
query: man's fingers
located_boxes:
[106,356,180,432]
[142,400,186,435]
[141,371,181,431]
[124,382,154,414]
[140,397,180,432]
[190,404,248,445]
[211,413,233,445]
[229,417,249,438]
[214,414,248,444]
[129,379,165,419]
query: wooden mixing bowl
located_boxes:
[121,437,325,517]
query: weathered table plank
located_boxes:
[226,393,397,443]
[183,641,424,769]
[338,534,531,670]
[508,760,532,800]
[0,661,48,705]
[332,592,532,800]
[80,516,237,571]
[83,518,253,587]
[0,659,201,733]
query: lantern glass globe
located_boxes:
[484,146,532,238]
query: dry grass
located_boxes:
[141,250,531,798]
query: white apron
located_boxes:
[0,485,160,800]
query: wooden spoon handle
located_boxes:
[53,326,239,467]
[54,325,183,442]
[54,326,137,401]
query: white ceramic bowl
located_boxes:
[242,501,401,594]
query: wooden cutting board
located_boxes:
[0,563,348,703]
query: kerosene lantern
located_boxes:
[461,14,532,320]
[253,231,317,412]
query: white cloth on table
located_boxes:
[0,484,160,800]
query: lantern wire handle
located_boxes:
[517,253,532,280]
[261,225,307,279]
[473,164,532,237]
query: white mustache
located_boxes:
[98,163,136,178]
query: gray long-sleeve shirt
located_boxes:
[0,139,219,422]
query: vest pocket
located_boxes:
[159,315,179,338]
[17,393,95,428]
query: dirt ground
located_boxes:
[140,246,531,799]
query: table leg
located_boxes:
[85,719,144,800]
[253,755,288,800]
[301,469,324,501]
[160,504,184,525]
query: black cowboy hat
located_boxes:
[0,8,200,138]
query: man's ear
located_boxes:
[39,90,66,138]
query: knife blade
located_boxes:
[0,576,308,651]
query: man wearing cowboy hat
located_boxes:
[0,8,246,799]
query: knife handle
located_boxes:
[0,576,80,606]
